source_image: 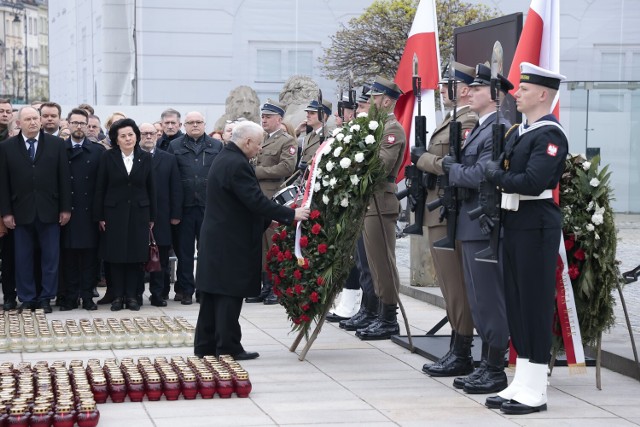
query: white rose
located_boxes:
[595,205,605,215]
[344,135,353,144]
[340,158,352,169]
[333,147,343,157]
[368,121,379,131]
[335,133,345,142]
[340,197,349,207]
[332,128,342,137]
[591,213,604,225]
[316,168,322,178]
[595,232,600,240]
[354,152,365,163]
[586,223,595,231]
[326,161,335,171]
[329,177,337,188]
[314,182,321,192]
[587,201,594,211]
[350,175,360,185]
[322,195,330,205]
[322,178,329,187]
[357,112,368,118]
[350,124,361,132]
[582,161,591,171]
[590,178,600,187]
[365,135,376,145]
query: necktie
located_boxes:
[27,139,36,162]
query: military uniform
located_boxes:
[299,99,333,168]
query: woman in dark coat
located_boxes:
[93,118,156,311]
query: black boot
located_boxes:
[356,303,399,340]
[463,346,507,394]
[454,341,489,389]
[423,331,457,374]
[425,333,474,377]
[340,293,378,331]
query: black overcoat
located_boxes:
[61,139,105,249]
[151,149,183,246]
[93,146,157,263]
[0,130,72,224]
[196,143,294,297]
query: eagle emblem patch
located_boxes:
[546,143,558,157]
[387,135,396,144]
[288,146,297,155]
[462,129,471,140]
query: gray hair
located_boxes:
[231,121,263,143]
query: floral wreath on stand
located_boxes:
[556,154,622,350]
[267,110,387,334]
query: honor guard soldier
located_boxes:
[356,77,406,340]
[245,101,298,305]
[297,99,332,169]
[484,63,569,415]
[356,85,371,115]
[411,61,478,377]
[444,64,513,393]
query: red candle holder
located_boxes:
[145,378,163,401]
[90,378,108,404]
[163,376,181,401]
[76,403,100,427]
[197,373,216,399]
[108,378,127,403]
[127,378,145,403]
[216,374,233,399]
[52,405,74,427]
[181,373,198,400]
[233,373,252,398]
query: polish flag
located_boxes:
[393,0,440,182]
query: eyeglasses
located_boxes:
[185,120,204,126]
[69,121,87,127]
[140,132,156,137]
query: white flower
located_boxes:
[595,232,600,240]
[320,142,333,155]
[350,124,360,132]
[316,168,322,178]
[365,135,376,145]
[340,158,352,169]
[333,147,343,157]
[322,178,329,187]
[357,112,368,118]
[335,133,344,142]
[314,182,321,192]
[594,205,605,215]
[586,223,595,231]
[354,152,365,163]
[587,201,594,211]
[340,197,349,207]
[322,195,330,205]
[332,128,342,137]
[590,178,600,187]
[350,175,360,185]
[326,161,335,171]
[582,161,591,171]
[591,213,604,225]
[329,177,337,188]
[344,135,353,144]
[368,121,379,131]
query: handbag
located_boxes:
[144,229,162,273]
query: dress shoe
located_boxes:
[232,351,260,361]
[110,297,123,311]
[18,302,37,312]
[326,312,350,323]
[174,292,183,302]
[181,295,193,305]
[161,293,169,301]
[39,300,53,314]
[500,400,547,415]
[485,395,509,409]
[98,294,115,305]
[263,293,278,305]
[82,300,98,311]
[244,295,264,303]
[137,294,143,306]
[92,287,100,297]
[59,304,76,312]
[126,298,140,311]
[149,295,167,307]
[2,300,17,311]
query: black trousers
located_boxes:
[1,231,16,302]
[175,206,204,297]
[355,236,374,296]
[149,245,170,297]
[61,248,98,302]
[109,262,144,299]
[194,292,244,357]
[503,227,560,364]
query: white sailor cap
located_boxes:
[519,62,566,90]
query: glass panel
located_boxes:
[600,52,624,80]
[257,49,281,81]
[287,50,313,76]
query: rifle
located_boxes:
[337,88,345,123]
[426,55,461,250]
[467,41,505,263]
[400,53,428,235]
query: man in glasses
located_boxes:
[168,112,223,305]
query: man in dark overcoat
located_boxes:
[194,121,309,360]
[0,106,72,313]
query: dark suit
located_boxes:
[147,149,183,299]
[93,146,156,299]
[61,139,105,304]
[0,130,72,304]
[194,142,294,357]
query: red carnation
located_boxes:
[301,304,310,311]
[270,244,279,255]
[317,243,327,254]
[294,284,303,295]
[573,248,586,261]
[266,271,273,281]
[311,223,322,235]
[284,250,293,260]
[568,264,580,280]
[279,269,286,278]
[293,270,302,280]
[273,286,282,297]
[565,239,575,251]
[316,277,324,286]
[299,236,308,248]
[302,258,310,270]
[277,252,285,262]
[286,287,294,297]
[300,314,310,323]
[280,230,287,240]
[266,252,273,262]
[293,317,301,325]
[274,275,281,285]
[310,210,321,220]
[272,233,279,242]
[310,292,319,303]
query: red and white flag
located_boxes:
[393,0,440,182]
[507,0,586,372]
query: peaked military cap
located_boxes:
[261,100,285,116]
[369,77,404,100]
[357,85,371,103]
[520,62,566,90]
[470,63,514,93]
[338,93,357,111]
[438,61,476,85]
[304,99,332,116]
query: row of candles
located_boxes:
[0,311,196,353]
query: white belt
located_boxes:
[501,189,553,211]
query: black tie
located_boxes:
[27,138,36,161]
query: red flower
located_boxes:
[568,264,580,280]
[277,252,285,262]
[311,223,322,235]
[302,258,310,270]
[286,287,294,297]
[273,286,282,297]
[564,239,575,251]
[317,243,327,254]
[293,317,301,325]
[299,236,308,248]
[300,314,310,323]
[272,233,279,242]
[301,304,310,311]
[280,230,287,240]
[310,292,319,303]
[279,269,286,278]
[573,248,586,261]
[274,275,281,285]
[293,270,302,280]
[284,250,293,260]
[266,252,272,262]
[316,277,324,286]
[294,284,303,295]
[310,210,321,220]
[270,244,279,255]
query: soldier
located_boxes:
[411,62,478,377]
[357,85,371,114]
[296,99,333,168]
[245,101,297,305]
[356,77,406,341]
[483,63,568,415]
[443,64,513,393]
